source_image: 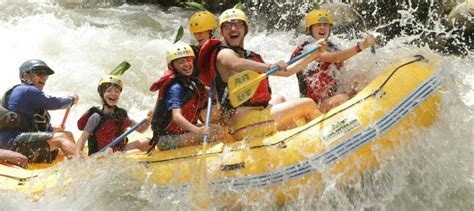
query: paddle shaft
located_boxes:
[193,80,214,209]
[203,80,214,143]
[99,118,147,152]
[60,107,71,129]
[264,45,320,76]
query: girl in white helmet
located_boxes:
[76,74,152,156]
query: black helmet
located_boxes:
[19,59,55,81]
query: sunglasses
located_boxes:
[222,21,245,30]
[32,69,49,77]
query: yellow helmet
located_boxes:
[305,9,334,33]
[219,8,249,31]
[188,11,218,33]
[97,75,124,94]
[166,42,195,65]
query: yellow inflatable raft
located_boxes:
[128,53,443,206]
[0,54,442,205]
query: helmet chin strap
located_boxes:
[21,72,33,84]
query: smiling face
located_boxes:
[171,56,194,76]
[102,84,122,107]
[310,23,332,40]
[23,69,50,91]
[220,20,246,48]
[193,30,212,47]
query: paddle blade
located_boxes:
[183,2,206,11]
[233,2,244,10]
[227,70,263,107]
[109,61,131,76]
[192,142,209,209]
[173,26,184,44]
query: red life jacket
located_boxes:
[198,39,221,87]
[291,41,344,103]
[199,39,271,110]
[149,69,207,135]
[77,106,129,155]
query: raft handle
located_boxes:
[220,162,245,171]
[374,90,386,98]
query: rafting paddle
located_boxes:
[228,45,321,107]
[60,107,71,129]
[192,80,214,209]
[99,118,147,152]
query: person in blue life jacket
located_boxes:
[148,42,223,151]
[292,9,375,113]
[0,59,79,163]
[0,105,28,166]
[76,75,152,156]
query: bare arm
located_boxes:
[318,35,376,63]
[129,111,152,133]
[273,39,327,77]
[76,131,90,154]
[0,149,28,167]
[172,108,208,134]
[217,49,270,75]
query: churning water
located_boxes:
[0,1,472,210]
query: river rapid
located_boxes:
[0,1,472,210]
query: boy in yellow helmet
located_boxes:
[188,10,218,48]
[292,9,375,113]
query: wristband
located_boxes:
[355,42,362,53]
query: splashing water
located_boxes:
[0,1,472,210]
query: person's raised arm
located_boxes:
[318,34,375,63]
[273,39,327,77]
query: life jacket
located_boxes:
[198,39,222,87]
[149,70,207,135]
[191,44,201,79]
[291,41,344,103]
[0,85,49,132]
[77,106,129,155]
[199,39,271,113]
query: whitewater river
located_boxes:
[0,1,472,210]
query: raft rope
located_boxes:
[0,172,35,183]
[144,55,426,164]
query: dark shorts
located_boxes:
[12,132,58,163]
